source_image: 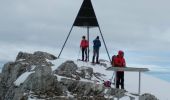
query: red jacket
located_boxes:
[114,56,126,67]
[113,50,126,72]
[80,40,89,48]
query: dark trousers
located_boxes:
[92,48,99,63]
[82,48,87,61]
[116,72,124,89]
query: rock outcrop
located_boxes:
[0,51,106,100]
[139,93,159,100]
[0,51,158,100]
[55,60,78,78]
[0,51,59,100]
[77,66,93,80]
[0,73,2,82]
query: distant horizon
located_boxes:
[0,54,170,83]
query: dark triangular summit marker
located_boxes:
[73,0,99,27]
[58,0,111,62]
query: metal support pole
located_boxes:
[138,71,141,95]
[87,26,90,61]
[58,25,74,58]
[98,26,111,63]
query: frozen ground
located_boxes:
[51,58,170,100]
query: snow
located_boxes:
[28,96,45,100]
[52,58,170,100]
[30,65,36,71]
[51,58,66,71]
[14,71,35,86]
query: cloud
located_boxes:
[128,63,170,73]
[0,0,170,71]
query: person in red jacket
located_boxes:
[80,36,89,61]
[113,50,126,89]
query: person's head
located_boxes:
[118,50,124,58]
[82,36,86,39]
[96,36,99,39]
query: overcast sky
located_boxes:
[0,0,170,72]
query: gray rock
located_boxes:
[106,88,126,98]
[15,51,53,67]
[15,52,33,61]
[139,93,159,100]
[2,64,63,100]
[0,73,2,82]
[4,85,25,100]
[1,62,26,87]
[99,59,110,68]
[24,68,63,95]
[34,51,57,60]
[77,66,93,80]
[0,51,159,100]
[0,51,59,100]
[60,78,96,96]
[55,61,78,78]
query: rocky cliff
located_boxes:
[0,51,158,100]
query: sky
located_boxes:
[0,0,170,73]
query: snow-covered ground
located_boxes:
[51,58,170,100]
[14,71,35,86]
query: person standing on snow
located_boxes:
[80,36,89,61]
[92,36,101,64]
[113,50,126,89]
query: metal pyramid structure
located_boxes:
[73,0,99,27]
[58,0,111,62]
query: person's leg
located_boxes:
[92,49,96,63]
[120,72,124,89]
[82,48,85,61]
[85,48,87,61]
[96,48,99,63]
[116,72,120,89]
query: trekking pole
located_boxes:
[110,71,115,84]
[77,48,81,61]
[88,49,90,61]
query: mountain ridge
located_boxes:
[0,51,160,100]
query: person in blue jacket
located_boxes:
[92,36,101,64]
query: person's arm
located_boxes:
[115,57,125,67]
[86,40,89,47]
[99,40,101,47]
[80,40,83,48]
[123,58,126,67]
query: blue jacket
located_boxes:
[93,38,101,50]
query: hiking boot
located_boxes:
[91,61,95,63]
[96,62,100,64]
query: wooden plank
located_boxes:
[106,67,149,72]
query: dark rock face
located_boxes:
[15,51,54,67]
[55,60,78,78]
[77,66,93,80]
[0,51,58,100]
[106,88,126,98]
[23,65,62,95]
[33,51,57,60]
[0,73,1,81]
[1,62,26,87]
[139,93,159,100]
[60,78,94,96]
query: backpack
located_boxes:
[111,55,117,66]
[103,80,111,87]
